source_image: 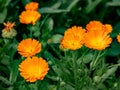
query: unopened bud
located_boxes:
[2,28,17,39]
[1,21,17,39]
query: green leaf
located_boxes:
[0,8,7,23]
[81,86,97,90]
[0,0,10,23]
[33,31,40,37]
[106,0,120,6]
[44,51,54,61]
[0,76,11,86]
[52,65,63,76]
[42,18,54,38]
[37,81,49,90]
[1,54,10,65]
[28,25,38,32]
[39,0,79,14]
[84,0,102,14]
[101,66,118,82]
[39,8,69,14]
[66,0,79,11]
[9,60,21,84]
[44,18,54,31]
[51,34,63,44]
[18,85,27,90]
[59,84,74,90]
[47,75,59,81]
[0,0,10,11]
[28,83,38,90]
[50,0,61,9]
[48,85,57,90]
[82,53,93,64]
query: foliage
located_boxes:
[0,0,120,90]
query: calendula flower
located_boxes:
[117,34,120,43]
[25,2,39,11]
[1,21,17,38]
[19,56,49,82]
[19,10,41,25]
[84,31,112,50]
[86,20,103,32]
[86,20,112,33]
[103,24,112,33]
[17,38,41,57]
[60,26,85,50]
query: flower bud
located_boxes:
[93,76,101,83]
[1,21,17,39]
[2,28,17,39]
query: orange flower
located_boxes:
[19,56,49,82]
[3,21,15,31]
[103,24,112,33]
[86,20,103,32]
[25,2,39,11]
[84,31,112,50]
[86,20,112,33]
[19,10,41,25]
[17,38,41,57]
[60,26,86,50]
[117,34,120,43]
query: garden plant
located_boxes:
[0,0,120,90]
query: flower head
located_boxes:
[3,21,16,31]
[86,20,103,32]
[60,26,86,50]
[19,56,49,82]
[86,20,112,33]
[1,21,17,38]
[84,31,112,50]
[17,38,42,57]
[25,2,39,11]
[19,10,41,25]
[117,34,120,43]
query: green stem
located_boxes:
[34,82,38,90]
[93,51,101,66]
[40,14,49,29]
[90,51,102,70]
[49,44,63,59]
[108,63,120,68]
[71,51,77,90]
